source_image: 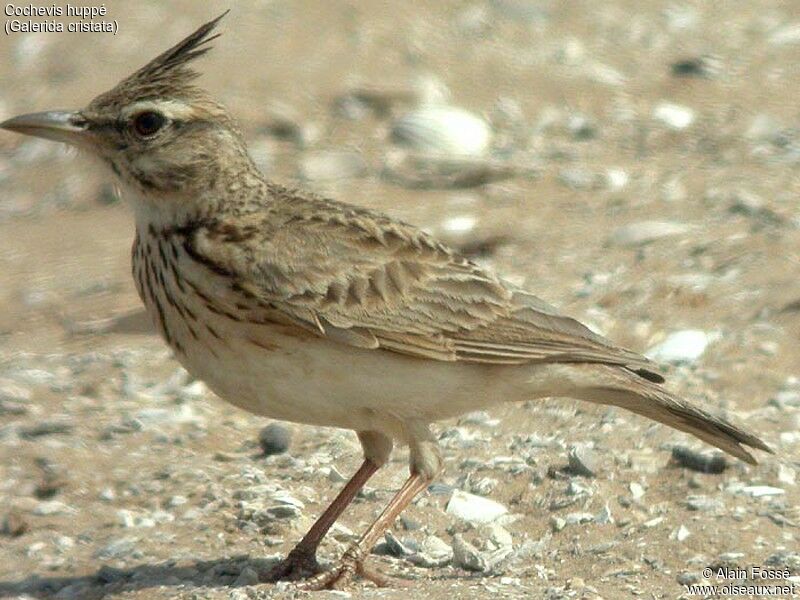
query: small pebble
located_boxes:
[768,390,800,410]
[452,534,486,572]
[19,420,74,439]
[629,482,646,500]
[167,495,188,508]
[672,524,691,542]
[446,490,508,524]
[32,501,72,516]
[769,23,800,46]
[671,56,718,78]
[484,523,513,549]
[605,168,629,190]
[610,220,691,246]
[382,530,413,557]
[558,166,602,191]
[407,535,453,568]
[738,485,785,498]
[646,330,717,364]
[565,512,595,525]
[567,445,599,477]
[468,476,498,496]
[777,464,796,486]
[677,571,701,585]
[653,102,695,129]
[685,494,724,512]
[671,446,728,474]
[258,423,291,456]
[94,537,137,559]
[642,516,664,528]
[567,114,596,140]
[766,551,800,570]
[718,551,745,561]
[391,106,492,158]
[443,214,477,235]
[594,504,614,525]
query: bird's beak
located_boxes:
[0,111,90,147]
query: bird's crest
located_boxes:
[89,11,228,109]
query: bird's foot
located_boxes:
[293,548,408,590]
[261,547,322,582]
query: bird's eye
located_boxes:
[132,111,166,137]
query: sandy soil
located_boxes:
[1,1,799,599]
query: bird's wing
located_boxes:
[186,192,662,380]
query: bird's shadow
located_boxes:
[0,557,476,598]
[0,555,279,599]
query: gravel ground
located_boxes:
[1,1,799,599]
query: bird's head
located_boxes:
[1,12,251,218]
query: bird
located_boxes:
[1,13,771,590]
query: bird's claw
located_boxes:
[260,548,322,582]
[291,550,408,590]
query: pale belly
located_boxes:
[175,318,513,436]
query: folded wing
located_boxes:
[188,187,663,382]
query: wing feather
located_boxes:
[186,186,662,381]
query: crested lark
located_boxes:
[2,13,772,590]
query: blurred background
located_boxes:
[0,2,798,599]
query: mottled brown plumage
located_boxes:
[184,186,664,373]
[1,13,772,590]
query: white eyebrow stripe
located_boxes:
[121,100,199,121]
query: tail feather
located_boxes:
[539,365,773,464]
[585,384,770,464]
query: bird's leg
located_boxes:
[297,423,442,590]
[262,458,378,580]
[262,431,391,582]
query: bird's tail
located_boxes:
[531,364,772,464]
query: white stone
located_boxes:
[442,215,476,234]
[646,330,719,364]
[653,102,695,129]
[629,482,645,500]
[326,465,347,483]
[391,107,491,158]
[672,525,691,541]
[408,535,453,568]
[769,24,800,46]
[446,489,508,524]
[739,485,785,498]
[117,509,155,528]
[777,464,796,486]
[484,523,513,549]
[55,535,75,549]
[33,501,73,516]
[605,168,629,190]
[565,512,595,525]
[643,516,664,528]
[585,62,627,87]
[610,220,691,246]
[780,431,800,445]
